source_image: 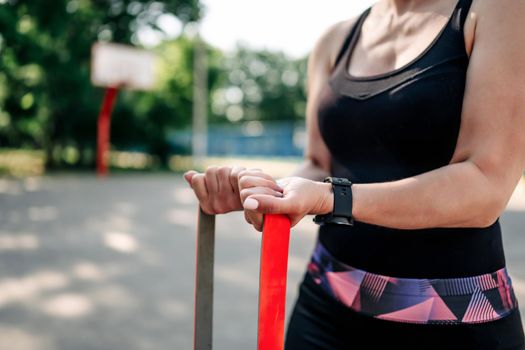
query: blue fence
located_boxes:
[168,120,305,157]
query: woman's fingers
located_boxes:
[204,166,220,194]
[244,211,253,225]
[244,193,304,231]
[184,172,311,229]
[253,217,264,232]
[184,165,253,214]
[235,170,284,231]
[240,186,283,202]
[245,210,264,232]
[241,187,284,231]
[229,166,247,194]
[237,169,277,184]
[190,173,208,200]
[183,170,198,185]
[183,165,279,215]
[242,193,295,214]
[190,173,215,214]
[238,175,283,194]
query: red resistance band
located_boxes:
[258,214,292,350]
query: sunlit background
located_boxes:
[0,0,523,349]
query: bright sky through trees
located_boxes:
[140,0,376,58]
[201,0,375,58]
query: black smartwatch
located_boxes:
[313,177,354,226]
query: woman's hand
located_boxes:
[183,165,250,215]
[237,169,285,231]
[239,175,334,231]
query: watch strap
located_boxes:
[313,177,354,226]
[329,177,353,218]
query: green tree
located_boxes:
[110,34,224,165]
[0,0,202,168]
[210,44,307,125]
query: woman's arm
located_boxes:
[320,0,525,229]
[283,19,361,182]
[286,23,336,182]
[181,18,355,216]
[241,1,525,230]
[238,19,358,230]
[288,35,331,182]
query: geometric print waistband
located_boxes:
[307,240,519,325]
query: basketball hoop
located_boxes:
[90,42,157,176]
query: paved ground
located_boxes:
[0,174,524,350]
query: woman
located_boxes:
[183,0,525,348]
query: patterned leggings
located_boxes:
[284,241,525,350]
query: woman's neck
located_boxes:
[384,0,430,16]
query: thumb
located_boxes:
[242,194,295,214]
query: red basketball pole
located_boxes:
[96,87,118,177]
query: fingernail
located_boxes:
[243,198,259,210]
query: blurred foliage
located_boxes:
[210,44,307,124]
[0,148,44,177]
[110,35,224,165]
[0,0,307,171]
[0,0,202,169]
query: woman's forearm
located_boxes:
[320,160,503,229]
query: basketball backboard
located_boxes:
[91,42,156,90]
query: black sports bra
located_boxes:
[316,0,507,279]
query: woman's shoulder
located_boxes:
[466,0,524,57]
[468,0,524,26]
[308,16,360,74]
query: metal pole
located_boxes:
[192,29,208,167]
[194,208,215,350]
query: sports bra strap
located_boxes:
[458,0,473,29]
[331,7,371,71]
[331,0,472,72]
